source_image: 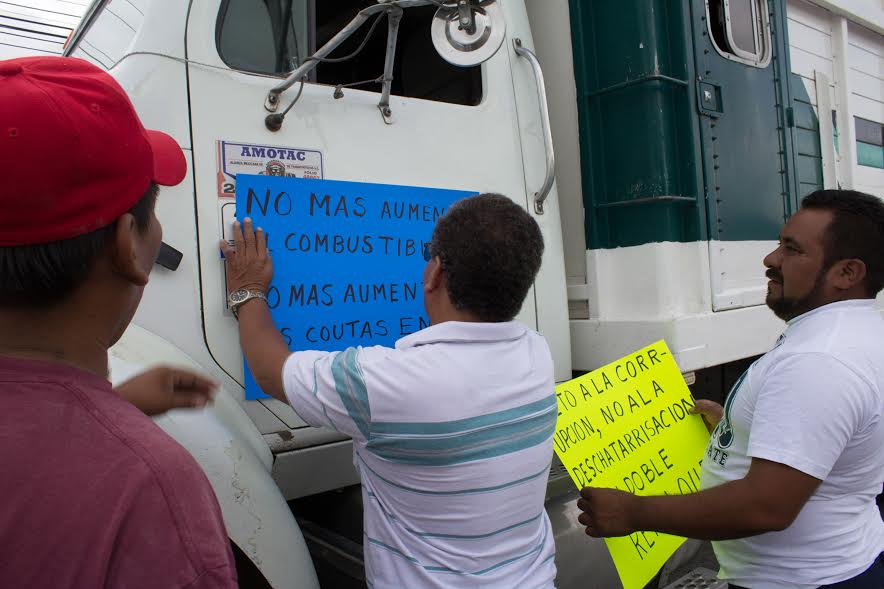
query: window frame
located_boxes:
[213,0,484,107]
[63,0,109,58]
[705,0,772,69]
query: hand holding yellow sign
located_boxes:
[554,340,710,589]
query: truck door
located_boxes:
[691,0,796,311]
[184,1,536,423]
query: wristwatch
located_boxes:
[228,288,267,319]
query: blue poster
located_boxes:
[234,175,476,399]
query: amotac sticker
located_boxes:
[216,140,323,197]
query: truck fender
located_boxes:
[109,324,319,589]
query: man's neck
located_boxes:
[785,295,876,323]
[0,304,111,378]
[429,305,482,325]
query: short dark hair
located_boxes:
[0,183,159,308]
[801,189,884,296]
[430,193,544,322]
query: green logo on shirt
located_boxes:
[706,368,750,467]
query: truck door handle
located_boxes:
[513,38,555,215]
[698,80,723,116]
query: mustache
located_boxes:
[766,269,783,282]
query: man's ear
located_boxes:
[424,258,444,294]
[111,213,150,287]
[829,258,867,291]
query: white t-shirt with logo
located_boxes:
[701,299,884,589]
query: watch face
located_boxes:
[230,289,248,303]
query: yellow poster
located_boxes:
[554,340,710,589]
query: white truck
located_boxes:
[62,0,883,587]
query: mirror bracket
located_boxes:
[377,6,404,124]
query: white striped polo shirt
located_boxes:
[283,320,558,588]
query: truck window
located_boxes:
[855,117,884,169]
[706,0,770,67]
[217,0,482,106]
[69,0,146,70]
[216,0,308,75]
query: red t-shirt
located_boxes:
[0,356,237,588]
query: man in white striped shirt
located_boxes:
[222,193,557,588]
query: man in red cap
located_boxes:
[0,57,237,587]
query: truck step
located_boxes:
[661,567,727,589]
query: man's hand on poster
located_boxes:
[220,217,274,293]
[576,486,638,538]
[690,399,724,433]
[219,217,290,403]
[116,366,217,416]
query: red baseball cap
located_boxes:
[0,56,186,246]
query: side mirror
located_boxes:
[431,1,506,67]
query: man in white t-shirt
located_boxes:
[576,189,884,589]
[221,194,557,588]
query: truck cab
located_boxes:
[66,0,591,586]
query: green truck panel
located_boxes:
[568,0,823,249]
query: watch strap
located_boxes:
[229,289,267,318]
